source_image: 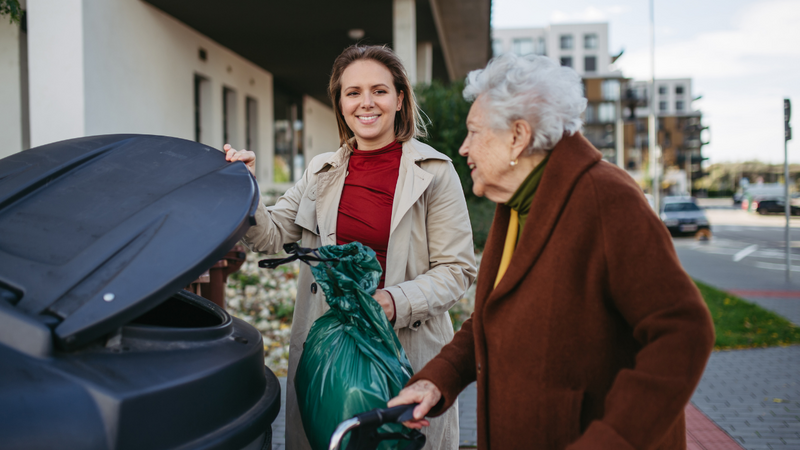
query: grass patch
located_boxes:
[695,280,800,350]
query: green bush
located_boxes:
[416,81,495,249]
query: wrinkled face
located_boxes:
[459,96,515,202]
[339,60,404,150]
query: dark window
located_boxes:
[222,87,237,145]
[658,85,667,95]
[584,34,598,49]
[560,35,573,50]
[492,39,503,56]
[584,56,597,72]
[560,56,573,68]
[246,97,258,152]
[273,87,304,183]
[664,202,701,212]
[535,37,546,55]
[193,74,210,143]
[659,101,667,111]
[194,75,203,142]
[676,100,685,111]
[512,38,534,56]
[676,85,685,95]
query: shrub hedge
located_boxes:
[416,81,495,249]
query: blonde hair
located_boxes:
[328,45,426,147]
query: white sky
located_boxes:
[491,0,800,164]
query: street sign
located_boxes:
[786,98,792,141]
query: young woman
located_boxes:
[225,45,476,450]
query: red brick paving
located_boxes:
[685,403,743,449]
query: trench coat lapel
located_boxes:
[384,140,451,286]
[391,142,435,235]
[486,133,602,303]
[314,148,349,246]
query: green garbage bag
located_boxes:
[295,242,415,450]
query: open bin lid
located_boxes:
[0,135,259,350]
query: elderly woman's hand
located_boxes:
[224,144,256,177]
[387,380,441,429]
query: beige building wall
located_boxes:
[302,95,339,164]
[0,17,23,159]
[24,0,276,182]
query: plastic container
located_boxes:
[0,135,280,450]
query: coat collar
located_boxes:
[393,140,450,234]
[313,138,450,175]
[311,138,451,245]
[476,132,603,305]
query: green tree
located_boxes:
[1,0,21,24]
[416,80,495,248]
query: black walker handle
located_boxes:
[354,403,418,427]
[329,403,426,450]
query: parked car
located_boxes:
[660,197,711,237]
[753,199,800,215]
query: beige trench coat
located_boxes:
[241,139,477,450]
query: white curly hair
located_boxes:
[463,53,587,153]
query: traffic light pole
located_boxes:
[787,136,791,282]
[785,98,792,282]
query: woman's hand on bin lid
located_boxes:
[387,379,441,429]
[224,144,256,177]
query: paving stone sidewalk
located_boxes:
[692,346,800,449]
[273,346,800,449]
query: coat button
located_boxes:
[311,283,317,294]
[413,320,421,328]
[477,363,481,373]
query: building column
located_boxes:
[27,0,85,147]
[393,0,417,84]
[416,41,433,85]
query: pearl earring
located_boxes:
[510,159,518,167]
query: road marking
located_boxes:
[754,261,800,272]
[733,245,758,262]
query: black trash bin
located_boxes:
[0,135,281,450]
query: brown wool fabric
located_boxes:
[409,132,715,450]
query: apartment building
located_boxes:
[0,0,491,190]
[492,23,626,165]
[625,79,707,194]
[492,23,707,194]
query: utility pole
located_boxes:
[649,0,660,212]
[785,98,792,282]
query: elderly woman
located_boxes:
[225,45,476,450]
[388,53,715,449]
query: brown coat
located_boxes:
[410,133,715,450]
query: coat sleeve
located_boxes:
[407,313,478,416]
[240,167,310,254]
[384,160,478,330]
[567,171,715,450]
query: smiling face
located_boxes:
[339,59,404,150]
[458,96,519,202]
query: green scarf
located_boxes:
[505,154,550,237]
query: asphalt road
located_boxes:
[673,207,800,324]
[667,205,800,449]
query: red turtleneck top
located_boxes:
[336,141,402,288]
